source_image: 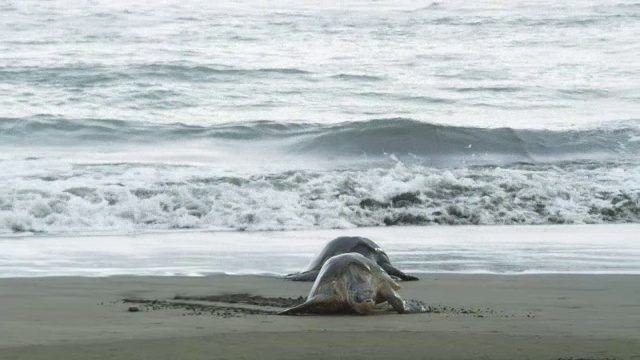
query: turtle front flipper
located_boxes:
[284,270,320,282]
[380,284,427,314]
[381,263,419,281]
[380,284,408,314]
[277,294,337,315]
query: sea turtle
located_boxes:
[285,236,418,281]
[278,253,425,315]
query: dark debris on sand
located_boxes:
[396,300,510,318]
[422,303,524,318]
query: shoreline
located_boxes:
[1,274,638,359]
[2,224,640,277]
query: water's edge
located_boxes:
[2,225,638,277]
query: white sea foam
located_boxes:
[1,159,638,235]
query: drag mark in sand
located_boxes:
[121,294,298,317]
[119,294,522,318]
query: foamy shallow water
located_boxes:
[2,160,639,235]
[1,224,639,277]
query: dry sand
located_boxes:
[0,274,638,359]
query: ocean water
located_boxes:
[1,0,639,240]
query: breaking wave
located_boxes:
[2,160,638,235]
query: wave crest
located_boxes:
[2,117,638,163]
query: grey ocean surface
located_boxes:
[1,0,639,236]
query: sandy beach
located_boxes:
[1,274,638,359]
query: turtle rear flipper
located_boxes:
[381,263,419,281]
[277,294,337,315]
[284,270,320,282]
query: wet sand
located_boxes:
[0,274,638,359]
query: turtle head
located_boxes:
[348,285,376,315]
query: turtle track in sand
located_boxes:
[119,294,517,318]
[122,293,305,317]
